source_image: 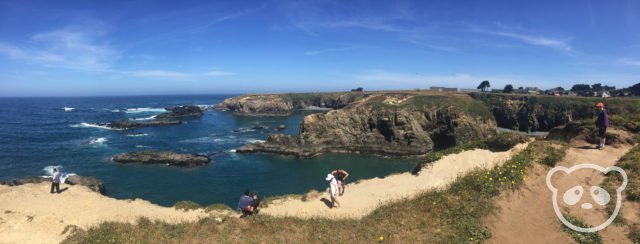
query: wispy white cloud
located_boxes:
[0,27,119,71]
[130,70,192,80]
[304,46,378,55]
[326,19,420,33]
[472,28,572,51]
[205,70,236,76]
[619,58,640,66]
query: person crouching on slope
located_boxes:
[326,174,340,208]
[595,102,609,150]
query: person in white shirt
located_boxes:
[326,174,340,208]
[51,167,61,194]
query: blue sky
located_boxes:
[0,0,639,96]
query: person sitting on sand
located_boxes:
[50,167,61,194]
[595,102,609,150]
[326,174,340,208]
[250,192,261,215]
[237,190,254,218]
[331,169,349,196]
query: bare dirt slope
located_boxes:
[260,143,528,219]
[485,142,634,244]
[0,183,217,244]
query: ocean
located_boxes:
[0,95,416,207]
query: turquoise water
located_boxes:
[0,95,416,207]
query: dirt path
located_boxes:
[485,142,633,244]
[260,143,529,219]
[0,183,221,244]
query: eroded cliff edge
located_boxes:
[234,93,496,158]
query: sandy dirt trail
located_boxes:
[260,143,529,219]
[0,183,214,244]
[485,143,633,244]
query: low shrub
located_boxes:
[173,201,202,211]
[560,215,603,244]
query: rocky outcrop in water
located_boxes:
[113,151,211,167]
[214,92,365,116]
[156,105,204,119]
[237,94,496,158]
[107,120,182,130]
[0,175,105,194]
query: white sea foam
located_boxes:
[111,109,120,113]
[132,115,157,121]
[246,139,266,144]
[228,149,237,153]
[196,104,212,110]
[124,107,166,114]
[63,107,75,112]
[89,137,108,145]
[71,122,120,130]
[136,145,150,148]
[126,133,149,137]
[42,165,76,183]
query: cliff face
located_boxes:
[214,92,365,116]
[237,94,496,158]
[472,94,596,132]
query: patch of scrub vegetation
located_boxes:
[204,204,233,213]
[63,140,559,243]
[368,93,494,120]
[172,201,202,211]
[539,144,567,167]
[560,215,603,244]
[628,225,640,243]
[413,132,528,174]
[602,144,640,227]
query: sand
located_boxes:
[260,143,529,219]
[485,142,635,244]
[0,183,213,244]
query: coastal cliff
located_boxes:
[237,94,496,158]
[214,92,366,116]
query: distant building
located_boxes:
[596,91,611,98]
[430,86,458,92]
[564,91,577,96]
[525,87,540,94]
[459,88,480,93]
[351,87,364,92]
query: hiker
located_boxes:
[237,190,254,218]
[50,167,61,194]
[331,169,349,196]
[326,174,340,208]
[595,102,609,150]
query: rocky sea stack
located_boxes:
[113,151,211,167]
[237,93,496,158]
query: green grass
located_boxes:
[539,145,567,167]
[63,140,560,243]
[560,215,603,244]
[204,204,233,213]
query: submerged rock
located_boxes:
[277,124,287,131]
[113,151,211,167]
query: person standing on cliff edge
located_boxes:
[595,102,609,150]
[50,167,61,194]
[331,169,349,196]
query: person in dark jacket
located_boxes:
[595,102,609,150]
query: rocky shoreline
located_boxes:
[1,175,105,194]
[107,105,204,130]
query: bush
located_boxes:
[485,133,528,151]
[204,204,233,213]
[173,201,202,211]
[560,215,603,244]
[539,146,567,167]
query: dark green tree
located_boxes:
[571,84,591,92]
[477,80,491,92]
[591,83,603,92]
[629,82,640,96]
[553,86,565,92]
[503,84,514,93]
